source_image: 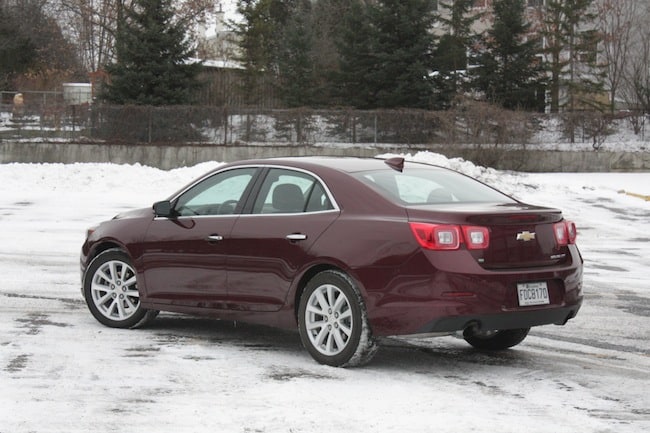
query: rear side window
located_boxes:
[354,168,515,205]
[252,168,334,214]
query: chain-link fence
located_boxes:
[1,90,91,140]
[2,93,646,148]
[71,104,538,146]
[1,92,536,145]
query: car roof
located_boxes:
[224,156,440,174]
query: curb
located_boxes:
[618,190,650,201]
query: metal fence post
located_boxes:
[148,106,153,143]
[374,113,378,145]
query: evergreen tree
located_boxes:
[432,0,482,108]
[1,0,82,91]
[540,0,604,113]
[371,0,438,108]
[474,0,545,110]
[232,0,295,106]
[102,0,200,105]
[0,4,35,89]
[335,0,377,108]
[276,0,317,107]
[310,0,356,105]
[337,0,438,109]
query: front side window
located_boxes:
[174,168,256,216]
[252,168,334,214]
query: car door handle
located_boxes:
[286,233,307,242]
[206,234,224,242]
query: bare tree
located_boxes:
[53,0,120,72]
[620,2,650,132]
[2,0,84,90]
[595,0,637,112]
[51,0,217,73]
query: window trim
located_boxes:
[159,164,340,220]
[163,165,261,219]
[241,165,340,217]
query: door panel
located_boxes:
[140,216,237,307]
[226,167,339,311]
[226,213,337,311]
[139,167,257,307]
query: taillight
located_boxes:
[462,226,490,250]
[554,220,577,247]
[410,223,460,250]
[410,223,489,251]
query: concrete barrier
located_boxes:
[1,141,649,172]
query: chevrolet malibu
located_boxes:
[81,157,583,367]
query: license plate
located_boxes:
[517,282,550,306]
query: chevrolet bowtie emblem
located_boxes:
[516,231,536,242]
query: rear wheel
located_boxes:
[463,328,530,350]
[83,249,158,329]
[298,270,378,367]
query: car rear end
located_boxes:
[349,161,583,337]
[406,203,583,335]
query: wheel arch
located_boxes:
[88,241,127,263]
[292,263,367,323]
[82,240,133,284]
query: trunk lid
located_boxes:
[407,202,569,269]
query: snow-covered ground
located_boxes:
[1,154,649,432]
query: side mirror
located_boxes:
[153,200,173,218]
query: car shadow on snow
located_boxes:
[137,313,537,372]
[142,313,304,354]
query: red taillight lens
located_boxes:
[410,223,460,250]
[566,221,577,244]
[410,223,489,251]
[462,226,490,250]
[554,221,577,247]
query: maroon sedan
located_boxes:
[81,157,583,366]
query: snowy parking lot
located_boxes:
[1,153,649,433]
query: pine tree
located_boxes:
[474,0,545,110]
[336,0,437,109]
[0,5,35,89]
[232,0,297,106]
[102,0,200,105]
[432,0,482,108]
[310,0,356,105]
[335,0,379,108]
[371,0,438,108]
[540,0,604,113]
[276,0,316,107]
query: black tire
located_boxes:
[298,270,378,367]
[463,327,530,351]
[83,249,158,329]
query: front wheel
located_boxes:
[83,249,157,329]
[298,270,378,367]
[463,327,530,350]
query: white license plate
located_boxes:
[517,282,550,306]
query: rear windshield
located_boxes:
[353,168,516,205]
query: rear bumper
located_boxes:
[359,245,584,336]
[413,302,582,334]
